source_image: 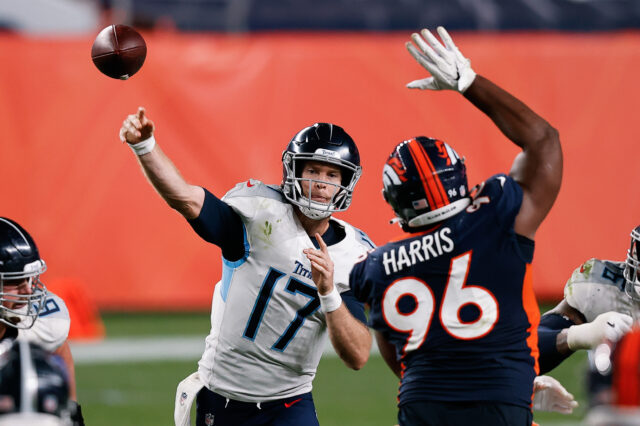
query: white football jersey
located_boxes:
[197,180,373,402]
[564,258,637,322]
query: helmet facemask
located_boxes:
[0,260,47,330]
[282,152,362,220]
[624,226,640,302]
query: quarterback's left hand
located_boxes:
[405,26,476,93]
[533,375,578,414]
[303,233,335,295]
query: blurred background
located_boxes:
[1,0,639,425]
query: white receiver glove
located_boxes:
[405,26,476,93]
[567,311,633,350]
[533,375,579,414]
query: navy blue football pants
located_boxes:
[196,387,319,426]
[398,400,533,426]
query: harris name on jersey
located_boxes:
[382,227,454,275]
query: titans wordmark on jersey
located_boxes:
[351,174,540,409]
[198,180,373,402]
[564,258,637,322]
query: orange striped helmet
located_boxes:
[382,137,470,231]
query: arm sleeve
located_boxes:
[340,289,367,325]
[538,313,575,374]
[187,188,246,261]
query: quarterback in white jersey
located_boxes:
[537,226,638,374]
[120,109,374,426]
[198,180,373,401]
[0,217,83,425]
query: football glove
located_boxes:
[533,375,578,414]
[567,311,633,350]
[70,400,85,426]
[405,26,476,93]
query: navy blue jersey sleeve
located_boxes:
[486,174,523,229]
[348,258,371,304]
[538,313,575,374]
[340,290,367,324]
[187,188,247,261]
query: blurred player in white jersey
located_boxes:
[0,217,84,425]
[119,111,374,426]
[537,225,639,375]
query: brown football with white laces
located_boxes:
[91,24,147,80]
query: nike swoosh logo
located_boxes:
[284,398,302,408]
[607,321,615,327]
[246,180,254,187]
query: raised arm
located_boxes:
[119,107,204,219]
[406,27,563,239]
[463,77,562,239]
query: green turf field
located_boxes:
[75,311,590,426]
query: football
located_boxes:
[91,24,147,80]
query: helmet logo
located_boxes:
[314,148,340,159]
[384,157,408,183]
[23,260,42,274]
[435,140,452,165]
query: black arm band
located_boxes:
[538,313,575,374]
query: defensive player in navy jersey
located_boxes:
[119,111,374,425]
[347,27,563,426]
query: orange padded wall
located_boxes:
[1,31,638,309]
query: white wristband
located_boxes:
[128,135,156,156]
[319,286,342,313]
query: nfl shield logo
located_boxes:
[205,413,215,425]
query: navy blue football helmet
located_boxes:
[382,137,470,230]
[282,123,362,220]
[624,225,640,301]
[0,218,47,329]
[0,340,71,426]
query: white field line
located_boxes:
[70,336,380,364]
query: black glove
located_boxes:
[70,400,85,426]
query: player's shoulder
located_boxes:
[464,173,522,228]
[566,258,626,289]
[564,258,629,320]
[331,218,376,251]
[17,292,70,351]
[222,179,285,202]
[38,292,70,319]
[476,173,519,198]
